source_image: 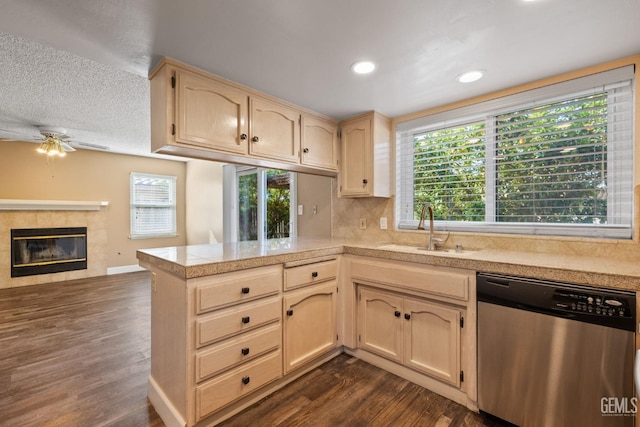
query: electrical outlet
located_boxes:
[151,272,157,292]
[380,217,388,230]
[359,218,367,230]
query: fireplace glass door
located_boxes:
[11,227,87,277]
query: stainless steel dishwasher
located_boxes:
[477,272,636,427]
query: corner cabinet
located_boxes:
[149,57,338,177]
[339,111,392,198]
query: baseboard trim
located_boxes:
[107,264,145,275]
[148,376,186,427]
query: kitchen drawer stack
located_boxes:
[193,265,283,421]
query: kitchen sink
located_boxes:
[375,244,475,256]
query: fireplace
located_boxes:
[11,227,87,277]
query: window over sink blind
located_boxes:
[396,66,635,239]
[130,172,177,239]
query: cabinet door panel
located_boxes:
[404,299,460,386]
[175,69,248,154]
[283,281,337,373]
[357,287,403,363]
[340,118,371,196]
[249,97,300,163]
[301,115,338,170]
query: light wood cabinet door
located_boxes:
[249,97,300,163]
[340,118,371,196]
[357,287,403,363]
[301,115,338,171]
[283,281,337,373]
[175,69,248,154]
[403,298,461,387]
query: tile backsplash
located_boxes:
[332,181,640,263]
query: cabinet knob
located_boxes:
[251,136,259,142]
[311,271,318,278]
[303,148,309,153]
[394,310,401,317]
[404,313,411,320]
[241,347,250,356]
[242,316,251,324]
[241,287,250,294]
[287,309,294,316]
[362,179,368,185]
[242,376,251,385]
[240,133,248,140]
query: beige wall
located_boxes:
[0,140,187,269]
[186,159,224,244]
[297,173,333,238]
[333,54,640,263]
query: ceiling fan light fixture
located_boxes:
[37,135,67,157]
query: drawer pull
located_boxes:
[311,271,318,278]
[394,310,401,317]
[287,309,294,316]
[241,347,250,356]
[404,313,411,320]
[241,287,250,294]
[241,316,251,324]
[242,376,250,385]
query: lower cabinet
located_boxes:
[283,281,338,373]
[357,286,462,387]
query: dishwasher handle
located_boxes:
[635,349,640,393]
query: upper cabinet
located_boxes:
[339,111,392,198]
[174,69,248,155]
[300,115,338,172]
[249,97,300,164]
[149,58,338,177]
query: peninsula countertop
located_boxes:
[136,238,640,291]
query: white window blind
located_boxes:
[130,173,177,239]
[396,66,635,239]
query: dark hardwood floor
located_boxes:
[0,272,509,427]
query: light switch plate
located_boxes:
[359,218,367,230]
[380,217,388,229]
[297,205,304,215]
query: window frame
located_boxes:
[130,172,178,240]
[395,66,635,239]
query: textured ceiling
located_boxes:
[0,0,638,158]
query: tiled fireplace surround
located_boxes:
[0,208,108,289]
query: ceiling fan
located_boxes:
[0,126,109,156]
[35,127,76,157]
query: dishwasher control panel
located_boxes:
[552,289,631,318]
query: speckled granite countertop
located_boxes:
[137,238,640,291]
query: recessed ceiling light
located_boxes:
[351,60,376,74]
[456,70,485,83]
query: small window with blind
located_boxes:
[130,172,177,239]
[396,66,634,239]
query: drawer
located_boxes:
[196,350,282,420]
[194,265,282,314]
[284,259,337,290]
[195,323,281,382]
[196,296,281,348]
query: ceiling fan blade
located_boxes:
[73,141,109,151]
[60,141,76,152]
